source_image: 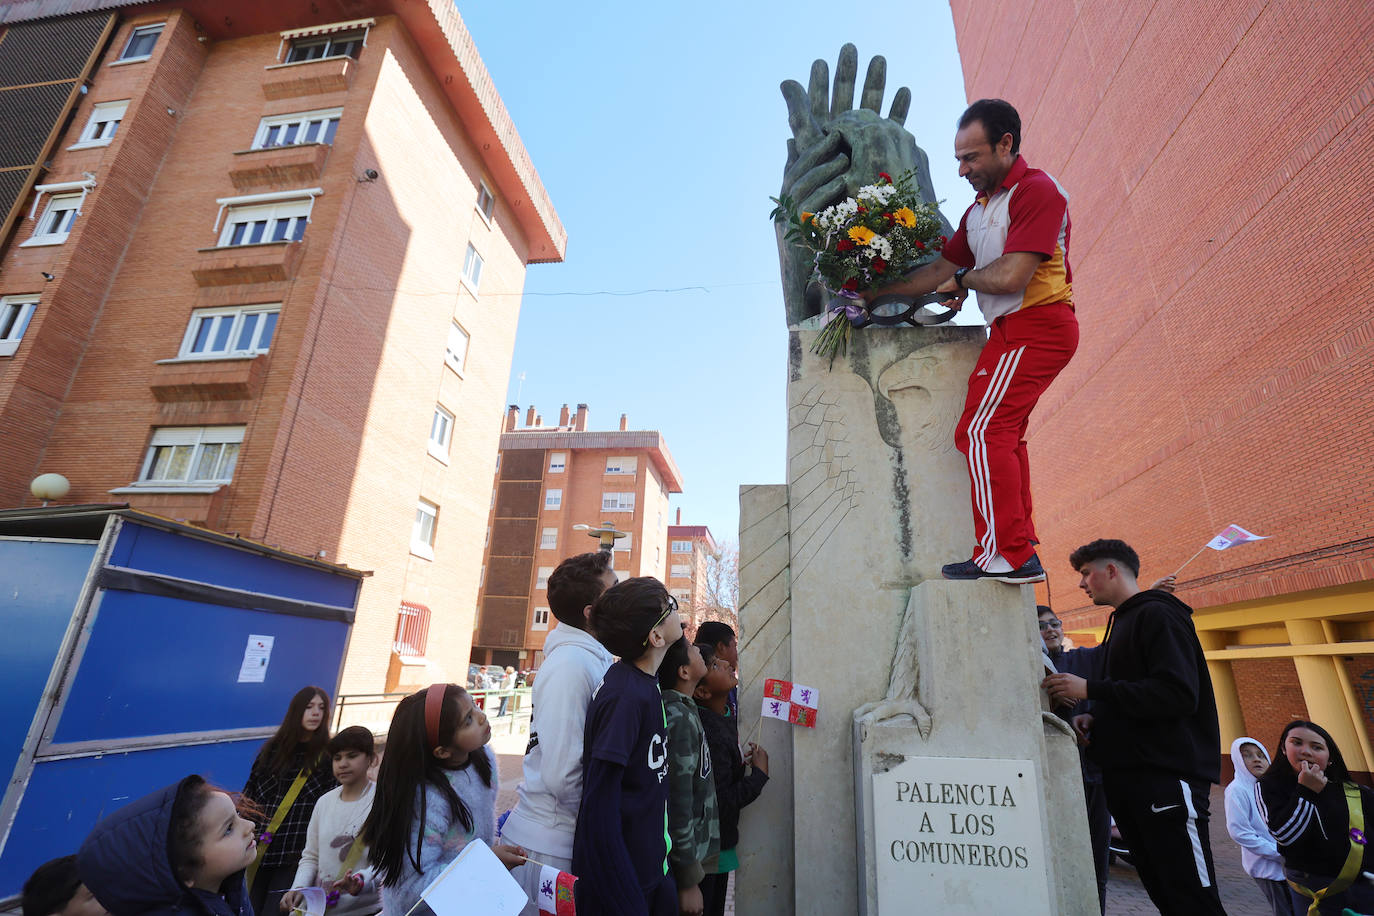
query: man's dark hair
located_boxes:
[1036,604,1056,618]
[657,634,692,692]
[959,98,1021,155]
[328,724,376,757]
[1068,539,1141,577]
[588,577,672,661]
[695,621,735,648]
[22,855,81,916]
[547,551,613,628]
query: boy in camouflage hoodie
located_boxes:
[658,634,719,916]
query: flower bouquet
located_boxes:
[771,170,949,364]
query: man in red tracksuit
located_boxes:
[871,98,1077,583]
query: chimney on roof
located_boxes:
[619,413,628,431]
[506,405,519,431]
[575,403,589,431]
[676,508,681,525]
[535,414,542,427]
[526,406,536,427]
[559,404,570,427]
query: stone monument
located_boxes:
[735,46,1096,915]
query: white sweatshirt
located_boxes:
[1224,736,1285,881]
[499,623,613,858]
[290,781,381,916]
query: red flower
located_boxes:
[939,234,948,244]
[878,172,893,183]
[914,240,926,250]
[856,204,867,213]
[841,277,859,291]
[836,239,855,252]
[872,257,887,273]
[883,212,894,223]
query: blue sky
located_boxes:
[460,1,975,546]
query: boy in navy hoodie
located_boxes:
[572,578,682,916]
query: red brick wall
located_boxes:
[950,0,1374,612]
[1231,657,1309,750]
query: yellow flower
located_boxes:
[801,211,815,223]
[892,207,917,228]
[848,225,877,245]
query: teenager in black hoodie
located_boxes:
[1042,538,1226,916]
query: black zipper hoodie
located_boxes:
[1084,589,1221,783]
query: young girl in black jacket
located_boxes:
[1257,720,1374,915]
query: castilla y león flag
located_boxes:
[1206,525,1268,551]
[537,864,576,916]
[761,678,819,728]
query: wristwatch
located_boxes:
[954,267,972,289]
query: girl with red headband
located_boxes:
[361,685,525,915]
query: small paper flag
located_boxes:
[761,678,819,728]
[536,864,577,916]
[1206,524,1267,551]
[285,887,327,916]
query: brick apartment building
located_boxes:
[471,404,683,669]
[952,0,1374,771]
[0,1,565,706]
[666,512,719,631]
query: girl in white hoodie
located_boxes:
[1225,736,1294,916]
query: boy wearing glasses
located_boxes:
[573,578,683,915]
[1039,606,1109,914]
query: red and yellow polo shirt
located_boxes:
[943,155,1073,323]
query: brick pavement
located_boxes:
[500,746,1269,915]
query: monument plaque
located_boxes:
[873,755,1050,913]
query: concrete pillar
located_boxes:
[1287,619,1369,771]
[1197,630,1245,751]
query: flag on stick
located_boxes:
[407,839,526,916]
[536,864,577,916]
[284,888,327,916]
[1206,524,1268,551]
[761,678,819,728]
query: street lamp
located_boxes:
[573,521,627,552]
[30,473,71,506]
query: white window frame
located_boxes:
[535,566,554,590]
[411,499,438,560]
[281,27,367,64]
[173,304,280,360]
[251,108,343,150]
[0,296,38,357]
[672,589,692,604]
[428,404,455,462]
[672,540,692,554]
[614,533,633,553]
[445,321,469,375]
[117,23,164,62]
[548,452,566,473]
[544,489,562,510]
[476,181,496,224]
[605,456,636,475]
[22,193,83,247]
[671,564,692,579]
[601,492,635,513]
[461,243,483,292]
[70,100,129,149]
[532,607,550,631]
[217,194,318,247]
[136,426,245,487]
[539,527,557,550]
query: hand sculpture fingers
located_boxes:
[830,43,858,116]
[859,56,886,113]
[781,79,825,150]
[808,59,829,131]
[782,129,845,195]
[888,86,911,127]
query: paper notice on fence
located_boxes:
[418,839,526,916]
[237,635,274,683]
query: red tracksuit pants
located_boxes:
[954,302,1078,570]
